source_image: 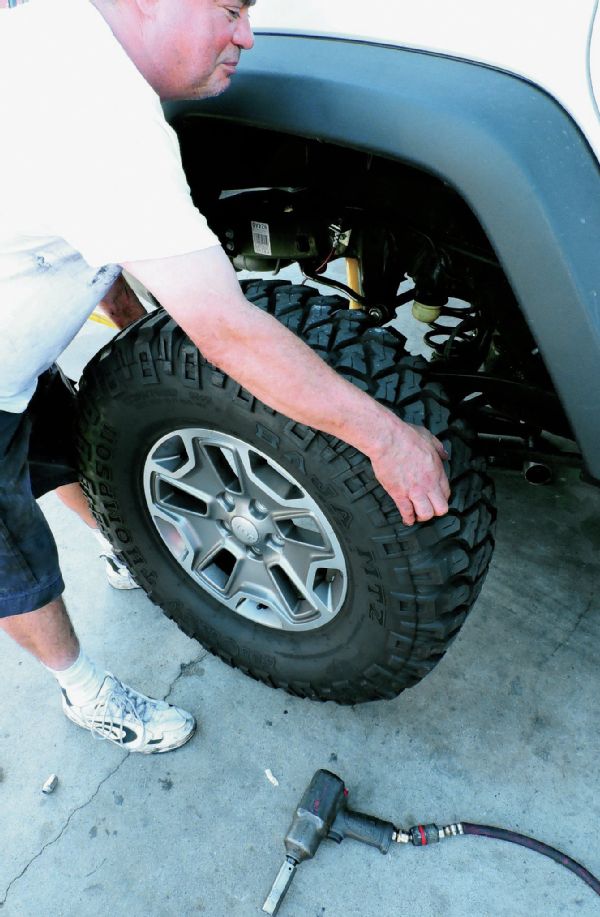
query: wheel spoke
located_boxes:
[222,554,274,604]
[150,504,226,574]
[148,436,234,504]
[177,454,231,500]
[199,443,244,495]
[233,446,305,508]
[192,517,231,572]
[151,474,211,520]
[269,552,338,620]
[274,512,329,550]
[278,541,324,596]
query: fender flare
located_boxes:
[165,35,600,478]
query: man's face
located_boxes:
[143,0,254,101]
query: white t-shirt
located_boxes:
[0,0,220,412]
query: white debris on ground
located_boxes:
[265,769,279,787]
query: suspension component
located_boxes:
[410,247,488,362]
[412,300,444,323]
[423,300,483,361]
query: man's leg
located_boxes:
[0,596,78,669]
[54,482,95,529]
[0,599,108,704]
[1,594,196,753]
[0,410,195,754]
[55,482,139,589]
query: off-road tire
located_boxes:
[76,280,496,704]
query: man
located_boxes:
[0,0,450,755]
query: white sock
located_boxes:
[93,529,114,556]
[46,649,106,706]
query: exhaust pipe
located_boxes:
[522,461,553,485]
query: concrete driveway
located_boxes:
[1,302,599,917]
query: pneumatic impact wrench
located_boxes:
[262,769,406,915]
[262,769,600,914]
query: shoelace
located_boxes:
[85,677,155,746]
[95,533,130,576]
[101,553,130,576]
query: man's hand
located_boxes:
[368,418,450,526]
[122,246,451,526]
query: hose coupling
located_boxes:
[439,822,465,840]
[406,822,465,846]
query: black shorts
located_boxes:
[0,367,79,617]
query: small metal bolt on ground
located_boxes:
[42,774,58,795]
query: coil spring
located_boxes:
[424,301,483,361]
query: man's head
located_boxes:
[93,0,255,101]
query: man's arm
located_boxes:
[122,247,450,526]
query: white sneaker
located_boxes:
[62,675,196,754]
[94,530,140,590]
[103,554,140,590]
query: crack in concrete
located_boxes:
[0,757,127,909]
[0,651,207,908]
[84,856,107,879]
[548,594,595,659]
[163,651,209,703]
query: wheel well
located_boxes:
[177,116,522,322]
[176,117,559,428]
[179,117,499,280]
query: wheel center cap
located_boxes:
[231,516,260,545]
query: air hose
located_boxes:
[402,820,600,897]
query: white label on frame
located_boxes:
[251,221,272,256]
